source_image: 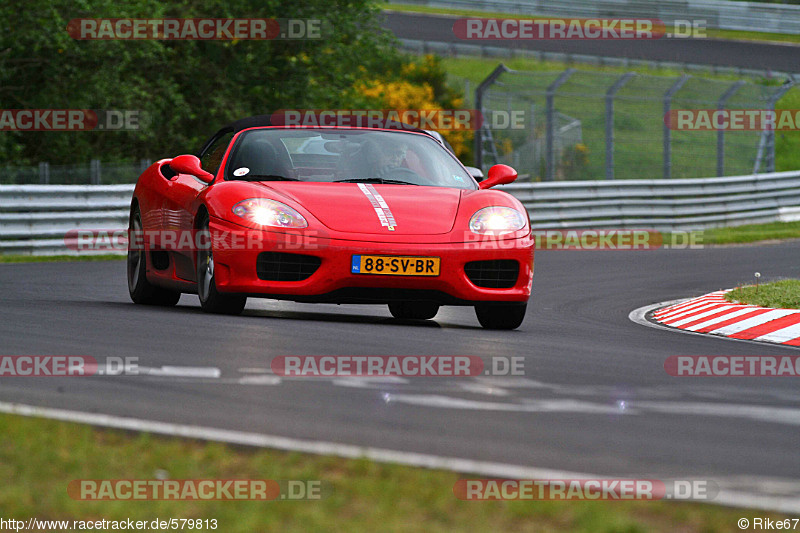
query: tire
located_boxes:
[196,212,247,315]
[127,206,181,306]
[475,302,527,330]
[388,301,440,320]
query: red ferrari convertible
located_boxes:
[127,116,534,329]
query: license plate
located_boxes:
[351,255,440,276]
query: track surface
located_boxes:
[383,12,800,73]
[2,243,800,501]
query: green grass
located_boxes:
[440,56,800,179]
[0,254,124,263]
[726,279,800,308]
[386,3,800,44]
[700,220,800,245]
[0,412,792,532]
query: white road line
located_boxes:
[138,366,221,378]
[708,310,799,336]
[0,401,798,513]
[755,322,800,344]
[237,375,282,385]
[238,367,274,374]
[331,377,409,388]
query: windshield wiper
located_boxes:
[237,174,302,182]
[334,178,418,186]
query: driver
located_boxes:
[373,142,408,179]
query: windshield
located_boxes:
[225,128,476,190]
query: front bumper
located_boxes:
[209,217,534,305]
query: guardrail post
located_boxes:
[663,75,690,179]
[140,159,152,173]
[716,81,745,177]
[545,68,575,181]
[605,72,635,180]
[38,162,49,185]
[474,63,510,170]
[90,159,101,185]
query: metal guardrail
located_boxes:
[498,170,800,230]
[2,172,800,254]
[0,185,133,255]
[389,0,800,34]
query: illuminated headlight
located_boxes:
[469,206,526,235]
[232,198,308,229]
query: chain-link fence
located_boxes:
[475,65,796,181]
[0,159,151,185]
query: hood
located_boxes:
[253,182,462,235]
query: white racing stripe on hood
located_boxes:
[358,183,397,231]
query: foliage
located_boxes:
[0,0,464,165]
[355,55,473,161]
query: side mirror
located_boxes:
[465,166,484,182]
[169,155,214,183]
[479,164,517,189]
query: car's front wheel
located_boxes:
[475,302,527,330]
[127,205,181,306]
[196,212,247,315]
[388,301,439,320]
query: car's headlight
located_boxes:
[232,198,308,229]
[469,206,526,235]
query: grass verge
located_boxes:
[699,221,800,245]
[0,412,792,532]
[387,3,800,44]
[726,279,800,309]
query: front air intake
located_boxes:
[464,259,519,289]
[256,252,321,282]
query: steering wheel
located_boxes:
[377,166,425,183]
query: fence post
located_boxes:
[545,68,575,181]
[766,80,794,173]
[474,63,510,170]
[663,74,690,179]
[716,80,745,177]
[140,159,152,174]
[38,162,50,185]
[90,159,101,185]
[605,72,635,180]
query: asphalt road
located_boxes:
[2,243,800,506]
[382,12,800,73]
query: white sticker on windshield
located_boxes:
[233,167,250,177]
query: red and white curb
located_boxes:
[643,290,800,346]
